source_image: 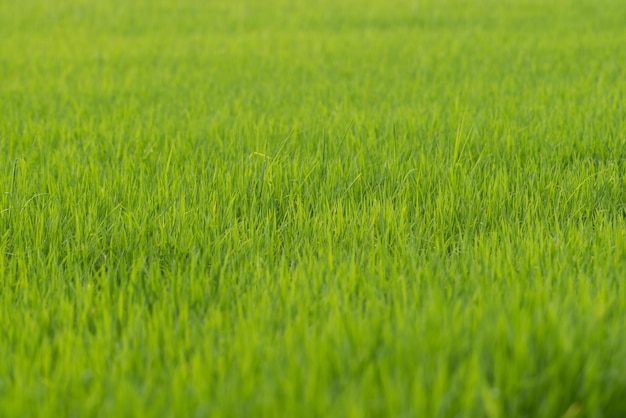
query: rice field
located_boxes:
[1,0,626,416]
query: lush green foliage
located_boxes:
[2,0,626,416]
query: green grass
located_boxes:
[2,0,626,416]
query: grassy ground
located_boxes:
[2,0,626,416]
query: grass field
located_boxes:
[2,0,626,416]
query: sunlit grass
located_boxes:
[1,0,626,416]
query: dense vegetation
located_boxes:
[1,0,626,416]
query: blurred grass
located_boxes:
[1,0,626,416]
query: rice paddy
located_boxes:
[1,0,626,416]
